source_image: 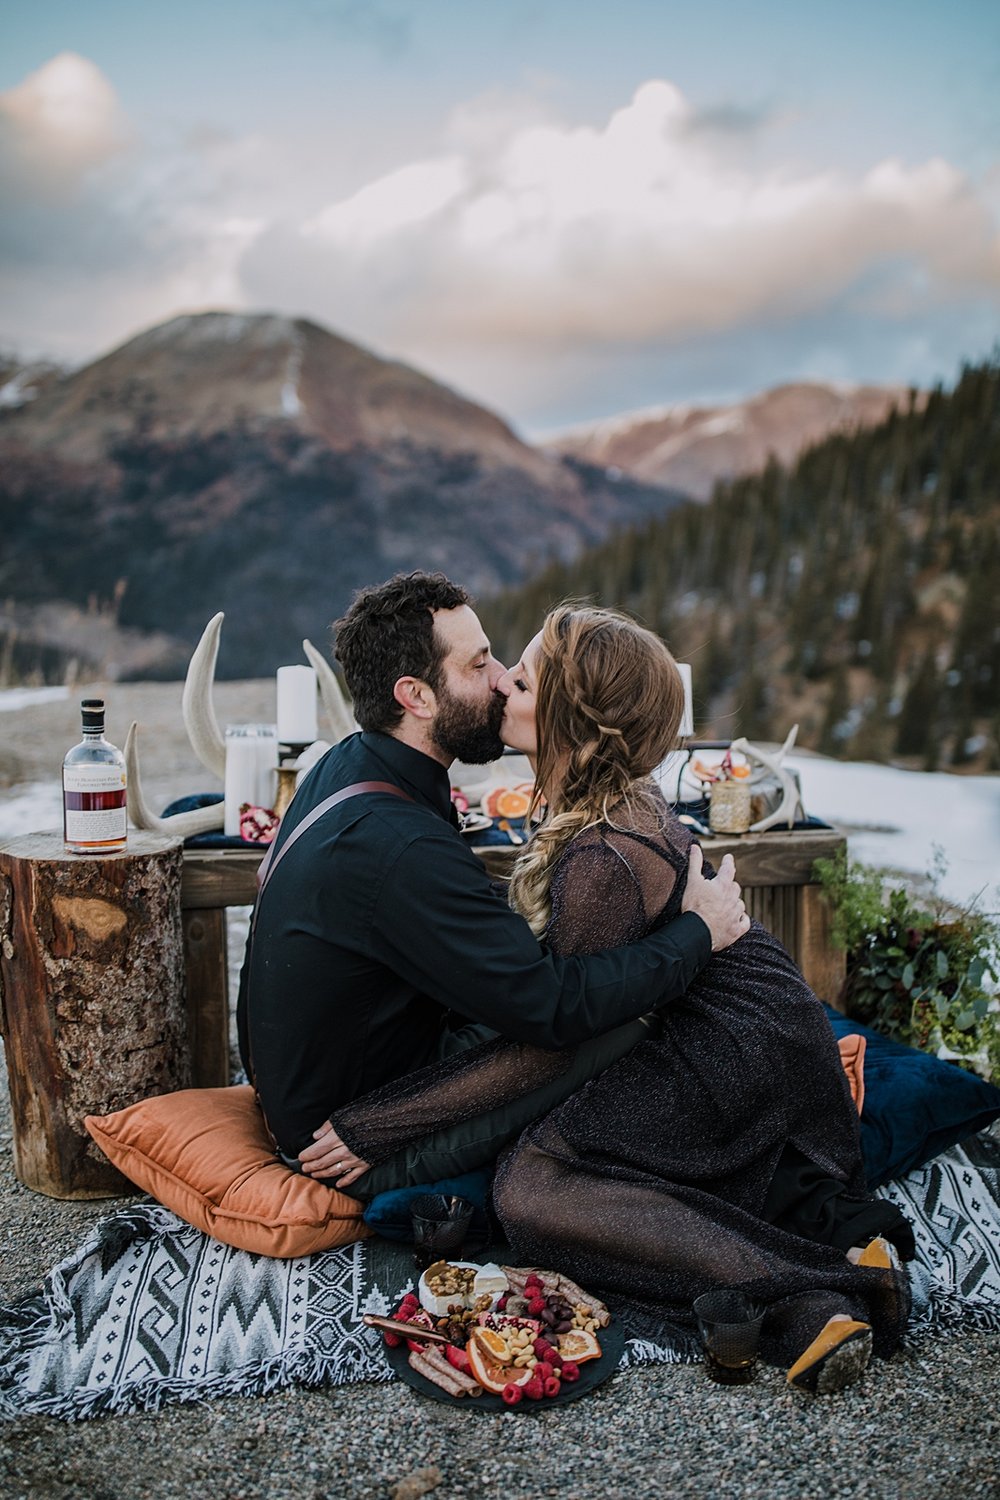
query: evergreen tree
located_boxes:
[482,356,1000,762]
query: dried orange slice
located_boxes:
[474,1327,511,1362]
[556,1328,602,1364]
[483,787,532,819]
[467,1328,532,1394]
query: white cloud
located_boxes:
[0,52,128,192]
[236,77,999,406]
[0,59,997,422]
[303,156,467,250]
[322,82,995,335]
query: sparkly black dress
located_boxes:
[335,790,911,1363]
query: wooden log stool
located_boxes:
[0,831,190,1198]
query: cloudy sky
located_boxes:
[2,0,998,432]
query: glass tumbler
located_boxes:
[409,1194,475,1270]
[692,1289,765,1385]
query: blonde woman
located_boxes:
[330,606,912,1393]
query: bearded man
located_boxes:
[237,571,746,1184]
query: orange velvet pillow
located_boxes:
[85,1085,370,1258]
[838,1033,867,1115]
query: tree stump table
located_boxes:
[0,831,190,1198]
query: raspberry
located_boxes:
[495,1293,509,1311]
[548,1351,564,1369]
[560,1360,580,1382]
[535,1361,553,1382]
[527,1296,547,1316]
[524,1275,543,1292]
[501,1382,524,1406]
[381,1329,403,1348]
[532,1338,553,1360]
[544,1376,561,1398]
[523,1375,545,1401]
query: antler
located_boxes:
[125,722,224,837]
[126,615,346,837]
[303,638,356,742]
[729,725,802,833]
[181,612,227,779]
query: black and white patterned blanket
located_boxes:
[2,1130,998,1422]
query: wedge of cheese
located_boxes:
[417,1260,508,1316]
[473,1262,508,1302]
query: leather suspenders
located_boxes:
[245,779,415,1120]
[254,779,415,904]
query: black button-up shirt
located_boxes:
[237,731,711,1154]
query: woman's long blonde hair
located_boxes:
[508,604,687,937]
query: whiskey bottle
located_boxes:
[62,698,128,854]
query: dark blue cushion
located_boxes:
[824,1005,1000,1187]
[362,1170,492,1243]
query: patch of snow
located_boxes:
[696,410,746,438]
[0,685,69,712]
[131,312,297,351]
[550,401,694,446]
[281,334,303,418]
[787,754,1000,912]
[0,372,39,409]
[0,781,62,839]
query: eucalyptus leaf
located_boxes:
[955,1009,976,1031]
[902,963,915,989]
[935,995,951,1021]
[936,948,949,979]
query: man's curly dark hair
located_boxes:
[333,571,472,734]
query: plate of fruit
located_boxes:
[363,1263,624,1410]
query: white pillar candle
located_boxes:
[253,724,278,810]
[224,727,263,836]
[276,665,318,744]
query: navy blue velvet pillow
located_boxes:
[824,1005,1000,1188]
[361,1169,492,1243]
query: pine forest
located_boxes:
[481,358,1000,770]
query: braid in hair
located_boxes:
[508,604,687,938]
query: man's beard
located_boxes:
[431,682,506,764]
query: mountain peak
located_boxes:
[124,310,303,354]
[0,307,549,469]
[552,379,915,499]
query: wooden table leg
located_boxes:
[181,907,230,1087]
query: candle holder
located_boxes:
[273,742,312,823]
[273,765,300,821]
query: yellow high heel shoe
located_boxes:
[855,1236,901,1271]
[786,1316,873,1395]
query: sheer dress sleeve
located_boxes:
[331,835,663,1165]
[546,838,648,956]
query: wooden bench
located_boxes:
[181,827,847,1087]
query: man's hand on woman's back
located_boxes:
[681,844,750,951]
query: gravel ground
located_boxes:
[2,683,1000,1499]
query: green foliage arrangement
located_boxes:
[815,848,1000,1080]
